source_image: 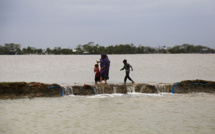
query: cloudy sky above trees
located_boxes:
[0,0,215,48]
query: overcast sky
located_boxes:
[0,0,215,49]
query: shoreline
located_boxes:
[0,79,215,99]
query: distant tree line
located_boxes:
[0,42,214,55]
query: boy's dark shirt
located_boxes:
[121,63,132,71]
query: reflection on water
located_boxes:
[0,93,215,134]
[0,54,215,85]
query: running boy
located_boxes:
[120,59,134,84]
[94,64,100,84]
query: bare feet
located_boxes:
[104,79,108,84]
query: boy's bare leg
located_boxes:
[100,77,102,84]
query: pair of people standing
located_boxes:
[94,54,110,84]
[94,54,134,84]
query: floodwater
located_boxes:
[0,54,215,134]
[0,93,215,134]
[0,54,215,85]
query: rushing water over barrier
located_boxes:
[60,79,215,96]
[0,80,214,99]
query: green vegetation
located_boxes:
[0,42,214,55]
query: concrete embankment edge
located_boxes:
[0,82,61,99]
[0,80,215,99]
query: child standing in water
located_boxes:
[94,64,100,84]
[120,59,134,84]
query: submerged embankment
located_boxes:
[0,80,215,99]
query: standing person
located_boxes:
[97,53,110,84]
[94,64,100,85]
[120,59,134,84]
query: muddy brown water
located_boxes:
[0,54,215,85]
[0,54,215,133]
[0,93,215,134]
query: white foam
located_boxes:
[126,92,175,97]
[109,93,124,97]
[87,94,109,98]
[127,92,142,95]
[65,92,174,98]
[87,93,124,98]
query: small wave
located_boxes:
[87,93,124,98]
[83,92,174,98]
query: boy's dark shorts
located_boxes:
[95,77,100,82]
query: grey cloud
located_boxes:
[0,0,215,48]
